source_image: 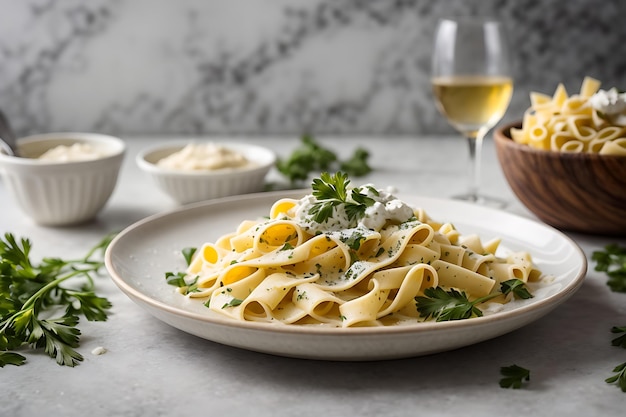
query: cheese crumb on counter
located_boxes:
[91,346,107,355]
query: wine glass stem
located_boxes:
[465,133,484,202]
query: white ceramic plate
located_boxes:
[105,190,587,361]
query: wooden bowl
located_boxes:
[494,121,626,236]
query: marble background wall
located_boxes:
[0,0,624,138]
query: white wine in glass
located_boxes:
[431,18,513,206]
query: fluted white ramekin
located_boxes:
[0,132,126,226]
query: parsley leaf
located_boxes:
[606,362,626,392]
[592,244,626,293]
[0,232,115,367]
[499,364,530,389]
[500,279,534,299]
[308,172,376,224]
[415,287,483,321]
[611,326,626,348]
[279,243,295,251]
[415,279,534,322]
[594,246,626,391]
[222,298,243,309]
[165,271,188,287]
[182,247,197,266]
[0,351,26,367]
[165,272,199,295]
[606,326,626,392]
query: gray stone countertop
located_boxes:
[1,135,624,416]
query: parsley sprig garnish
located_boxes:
[499,364,530,389]
[0,232,115,367]
[592,243,626,293]
[165,247,200,295]
[606,362,626,392]
[606,326,626,392]
[611,326,626,348]
[309,172,376,224]
[592,244,626,392]
[415,279,534,322]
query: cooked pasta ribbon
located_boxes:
[178,192,541,327]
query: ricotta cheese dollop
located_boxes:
[589,88,626,125]
[157,143,250,171]
[294,185,415,234]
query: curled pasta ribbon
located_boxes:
[431,260,496,297]
[338,264,438,327]
[182,203,542,327]
[374,264,438,317]
[270,198,299,219]
[254,220,304,254]
[188,243,222,274]
[489,262,528,284]
[293,282,343,324]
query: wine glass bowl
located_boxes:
[431,75,513,139]
[431,17,513,206]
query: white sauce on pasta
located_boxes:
[294,185,414,234]
[157,143,250,171]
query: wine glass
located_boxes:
[431,17,513,207]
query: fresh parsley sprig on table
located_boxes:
[606,326,626,392]
[499,364,531,389]
[592,243,626,293]
[591,243,626,392]
[606,362,626,392]
[276,134,372,184]
[611,326,626,348]
[592,244,626,392]
[0,232,114,367]
[415,279,534,322]
[309,172,376,224]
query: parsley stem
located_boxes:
[0,268,88,332]
[20,270,83,311]
[471,293,501,305]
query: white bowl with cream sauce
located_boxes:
[137,141,276,204]
[0,132,126,225]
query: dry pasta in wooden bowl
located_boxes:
[494,77,626,236]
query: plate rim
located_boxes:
[105,190,588,336]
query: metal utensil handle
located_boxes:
[0,109,18,156]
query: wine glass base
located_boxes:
[452,193,508,209]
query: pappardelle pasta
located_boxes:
[169,173,541,327]
[511,76,626,155]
